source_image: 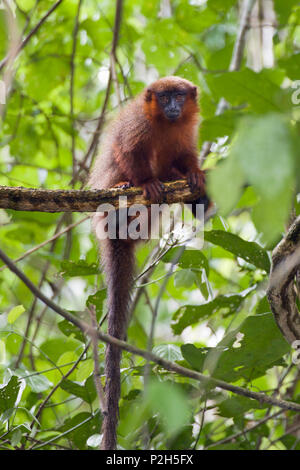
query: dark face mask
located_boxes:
[156,90,187,121]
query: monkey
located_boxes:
[88,76,210,450]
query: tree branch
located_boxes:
[0,180,206,212]
[1,246,300,413]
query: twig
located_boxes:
[70,0,83,180]
[1,246,300,413]
[0,0,63,72]
[230,0,257,72]
[30,344,89,429]
[205,409,284,449]
[0,216,89,272]
[88,306,107,418]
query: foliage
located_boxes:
[0,0,299,451]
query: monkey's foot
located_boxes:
[113,181,133,190]
[141,179,164,203]
[164,168,184,182]
[186,169,206,195]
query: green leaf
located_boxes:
[162,248,209,275]
[181,344,212,372]
[40,338,82,362]
[152,344,183,362]
[174,269,197,288]
[204,230,271,272]
[86,289,107,322]
[200,110,239,146]
[11,428,23,446]
[60,377,96,404]
[60,259,99,277]
[273,0,299,23]
[172,287,255,335]
[59,412,101,450]
[147,380,190,435]
[207,0,238,11]
[279,53,300,80]
[58,319,86,343]
[237,115,296,200]
[16,0,35,11]
[217,395,268,418]
[25,374,52,393]
[208,152,245,215]
[175,4,220,33]
[206,69,284,113]
[7,305,25,324]
[182,313,290,382]
[0,376,21,414]
[209,113,296,243]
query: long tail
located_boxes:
[100,238,135,450]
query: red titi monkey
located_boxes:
[89,76,208,449]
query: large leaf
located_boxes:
[182,313,290,382]
[60,376,96,404]
[204,230,270,272]
[0,376,21,414]
[175,3,220,33]
[59,412,101,450]
[208,113,296,243]
[279,53,300,80]
[217,395,268,418]
[162,248,209,275]
[60,259,99,277]
[200,110,240,146]
[172,286,255,335]
[147,380,190,435]
[206,69,284,113]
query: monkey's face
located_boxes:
[155,90,187,121]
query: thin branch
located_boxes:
[1,246,300,413]
[70,0,124,185]
[0,216,89,272]
[30,344,89,428]
[0,0,63,72]
[205,409,284,449]
[230,0,257,72]
[70,0,83,180]
[88,306,107,418]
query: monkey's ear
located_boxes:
[191,86,197,98]
[145,88,152,102]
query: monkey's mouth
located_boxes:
[166,112,180,121]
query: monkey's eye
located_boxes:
[175,94,185,102]
[159,95,169,105]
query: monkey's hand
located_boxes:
[186,169,206,195]
[113,181,133,190]
[141,178,164,203]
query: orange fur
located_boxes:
[89,76,207,450]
